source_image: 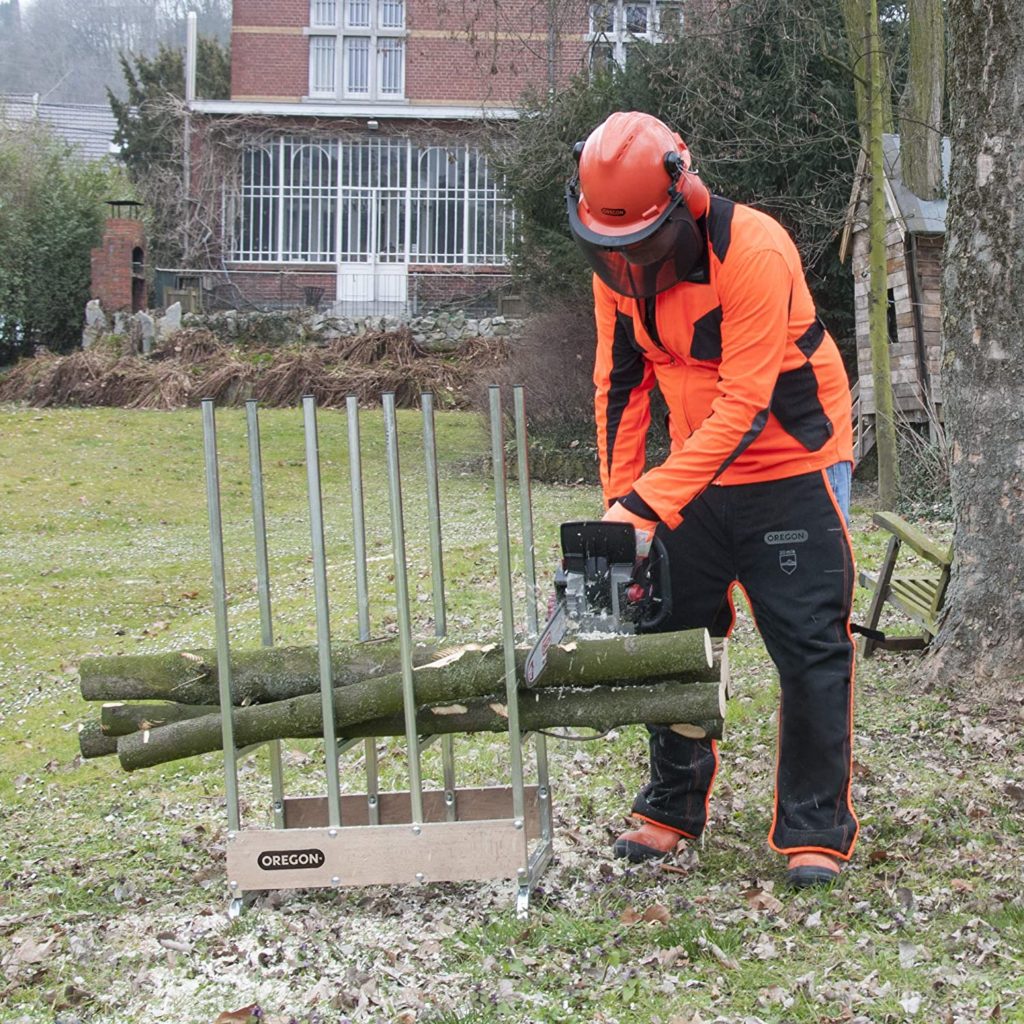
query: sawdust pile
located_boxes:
[0,329,509,410]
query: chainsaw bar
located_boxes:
[523,597,568,688]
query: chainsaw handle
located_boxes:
[638,535,672,632]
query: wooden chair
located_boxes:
[858,511,953,657]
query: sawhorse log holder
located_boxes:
[201,387,553,918]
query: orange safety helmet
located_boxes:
[566,111,710,298]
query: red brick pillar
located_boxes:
[90,218,147,313]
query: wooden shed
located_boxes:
[840,133,949,459]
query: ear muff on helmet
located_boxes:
[661,148,709,225]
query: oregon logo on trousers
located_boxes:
[764,530,808,545]
[257,848,326,871]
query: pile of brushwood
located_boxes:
[77,631,728,771]
[0,328,507,410]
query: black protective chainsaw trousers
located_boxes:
[633,468,859,858]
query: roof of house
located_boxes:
[839,132,950,262]
[883,132,950,235]
[0,94,120,161]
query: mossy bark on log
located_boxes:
[117,678,724,770]
[116,630,716,771]
[79,639,440,705]
[100,702,221,736]
[346,680,726,740]
[78,722,119,759]
[82,630,712,706]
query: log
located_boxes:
[115,679,725,771]
[78,722,119,759]
[79,638,439,705]
[346,681,726,740]
[100,702,220,737]
[80,630,712,706]
[116,631,717,772]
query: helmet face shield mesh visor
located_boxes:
[566,186,705,299]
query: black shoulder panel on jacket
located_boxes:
[691,305,723,361]
[605,311,647,471]
[708,196,735,262]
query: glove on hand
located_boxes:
[603,501,658,558]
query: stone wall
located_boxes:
[82,301,519,354]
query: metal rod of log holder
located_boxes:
[302,396,342,828]
[382,392,425,824]
[201,400,240,833]
[513,386,539,636]
[421,393,447,637]
[245,400,285,829]
[345,395,379,824]
[513,385,552,845]
[488,386,527,827]
[422,392,456,820]
[345,396,371,642]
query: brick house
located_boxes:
[189,1,687,314]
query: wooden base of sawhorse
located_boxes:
[225,785,552,919]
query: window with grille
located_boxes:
[587,1,680,68]
[309,0,405,100]
[310,36,337,95]
[311,0,337,27]
[231,137,514,266]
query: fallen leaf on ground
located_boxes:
[642,904,671,924]
[744,886,784,915]
[13,935,55,964]
[214,1004,261,1023]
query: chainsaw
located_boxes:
[524,521,672,687]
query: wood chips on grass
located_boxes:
[0,329,509,410]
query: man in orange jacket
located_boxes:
[566,111,858,888]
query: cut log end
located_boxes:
[78,722,118,759]
[669,722,708,739]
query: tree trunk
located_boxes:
[841,0,894,141]
[113,630,718,771]
[928,0,1024,690]
[840,0,871,138]
[868,0,901,507]
[899,0,945,199]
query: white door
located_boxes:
[337,188,408,313]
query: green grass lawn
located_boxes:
[0,404,1021,1024]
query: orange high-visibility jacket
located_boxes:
[594,196,853,530]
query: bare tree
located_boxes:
[929,0,1024,688]
[867,0,901,506]
[899,0,944,198]
[841,0,901,504]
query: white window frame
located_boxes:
[307,0,406,101]
[310,0,338,28]
[309,35,338,97]
[231,136,513,267]
[587,1,678,69]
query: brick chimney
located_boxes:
[90,201,146,313]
